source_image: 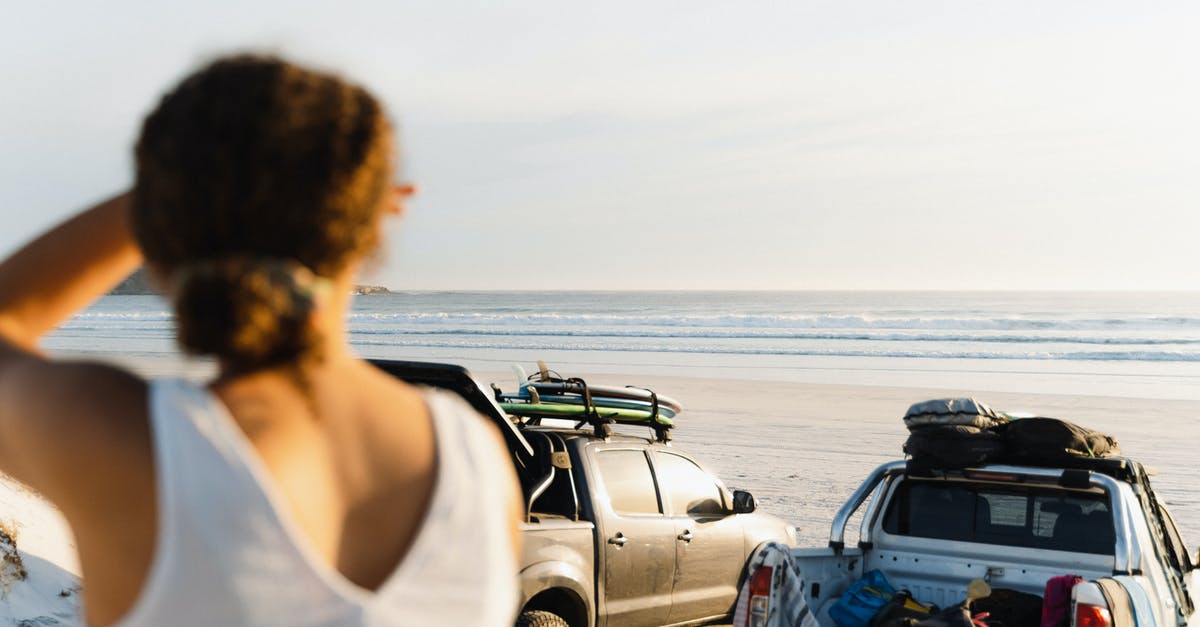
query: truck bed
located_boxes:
[755,460,1194,627]
[792,542,1116,618]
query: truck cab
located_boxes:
[520,424,797,627]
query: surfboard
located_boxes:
[502,361,682,429]
[499,401,675,427]
[520,382,684,414]
[497,392,679,419]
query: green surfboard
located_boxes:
[499,402,675,427]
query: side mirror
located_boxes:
[732,490,757,514]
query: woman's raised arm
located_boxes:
[0,192,143,352]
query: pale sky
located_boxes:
[1,1,1196,290]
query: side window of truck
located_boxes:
[596,449,663,516]
[1158,504,1194,572]
[654,452,726,517]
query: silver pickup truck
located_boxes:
[738,457,1196,627]
[517,421,797,627]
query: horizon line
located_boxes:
[369,287,1200,294]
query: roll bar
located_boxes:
[828,461,1140,575]
[829,461,906,552]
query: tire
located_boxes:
[516,609,570,627]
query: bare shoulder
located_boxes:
[0,356,148,499]
[333,360,434,451]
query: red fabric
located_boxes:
[1042,575,1084,627]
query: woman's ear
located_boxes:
[388,183,416,216]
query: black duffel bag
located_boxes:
[904,424,1006,471]
[1002,417,1121,464]
[970,588,1043,627]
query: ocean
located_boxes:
[47,290,1200,400]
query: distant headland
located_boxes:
[109,269,391,296]
[350,284,391,295]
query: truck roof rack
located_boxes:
[508,407,674,443]
[905,455,1138,483]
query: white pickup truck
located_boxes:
[740,457,1196,627]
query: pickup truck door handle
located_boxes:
[607,533,627,546]
[677,530,693,542]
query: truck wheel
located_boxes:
[516,609,569,627]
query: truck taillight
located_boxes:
[746,566,773,627]
[1075,603,1112,627]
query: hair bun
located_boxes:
[173,257,323,372]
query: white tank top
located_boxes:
[108,378,519,627]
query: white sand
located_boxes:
[2,359,1197,624]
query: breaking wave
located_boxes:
[347,337,1200,362]
[344,312,1200,332]
[343,328,1199,346]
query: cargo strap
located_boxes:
[1112,576,1156,627]
[1095,578,1135,627]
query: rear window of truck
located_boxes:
[882,480,1115,555]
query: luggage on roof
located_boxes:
[902,398,1008,471]
[1003,417,1121,464]
[903,424,1006,471]
[900,398,1121,470]
[903,398,1009,430]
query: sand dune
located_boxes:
[0,477,80,625]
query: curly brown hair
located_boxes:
[132,55,393,374]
